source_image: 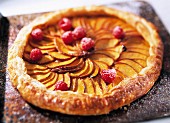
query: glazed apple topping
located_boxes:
[58,18,72,31]
[112,26,125,39]
[54,81,69,91]
[25,16,148,93]
[80,37,95,51]
[100,69,116,84]
[30,48,43,61]
[31,28,43,41]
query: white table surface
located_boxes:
[0,0,170,122]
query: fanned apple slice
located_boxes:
[31,72,51,82]
[133,59,147,68]
[53,58,84,73]
[117,59,143,73]
[119,52,148,60]
[80,58,94,77]
[48,51,71,60]
[25,62,47,70]
[70,59,88,77]
[94,18,108,31]
[126,47,149,56]
[27,69,50,75]
[72,18,82,28]
[123,37,149,50]
[115,63,137,77]
[95,38,119,50]
[90,63,100,78]
[44,73,58,88]
[80,17,91,30]
[84,78,95,94]
[54,60,85,73]
[38,55,55,64]
[70,78,77,92]
[36,40,54,46]
[41,49,56,54]
[95,49,120,61]
[54,38,83,56]
[98,78,108,94]
[29,40,56,49]
[63,73,71,88]
[95,30,113,41]
[42,72,56,84]
[93,60,109,70]
[47,57,77,69]
[90,53,114,66]
[76,79,85,94]
[90,78,103,95]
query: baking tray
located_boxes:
[1,1,170,122]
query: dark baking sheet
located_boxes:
[1,1,170,123]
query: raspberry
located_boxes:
[100,69,116,84]
[54,81,68,91]
[112,26,125,39]
[61,31,74,45]
[72,26,86,40]
[81,37,95,51]
[30,48,43,61]
[58,18,72,31]
[31,28,43,41]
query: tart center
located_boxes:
[23,16,149,94]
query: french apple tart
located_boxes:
[7,6,163,115]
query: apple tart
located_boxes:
[8,6,163,115]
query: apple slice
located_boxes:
[70,59,88,77]
[70,78,77,92]
[84,78,95,94]
[90,78,102,95]
[93,60,109,70]
[100,78,107,94]
[31,72,51,82]
[126,47,149,56]
[42,72,56,84]
[63,73,71,88]
[44,73,58,88]
[25,61,47,70]
[27,69,50,75]
[72,18,81,28]
[119,52,148,60]
[76,79,85,94]
[95,49,120,61]
[48,51,71,60]
[90,53,114,66]
[115,63,137,77]
[90,62,100,78]
[133,59,147,68]
[54,38,83,56]
[47,57,77,69]
[80,58,94,77]
[123,37,149,50]
[117,59,143,73]
[95,38,119,50]
[38,55,55,64]
[29,40,56,49]
[53,60,85,73]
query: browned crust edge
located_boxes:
[7,6,163,115]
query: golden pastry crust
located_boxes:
[8,6,163,115]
